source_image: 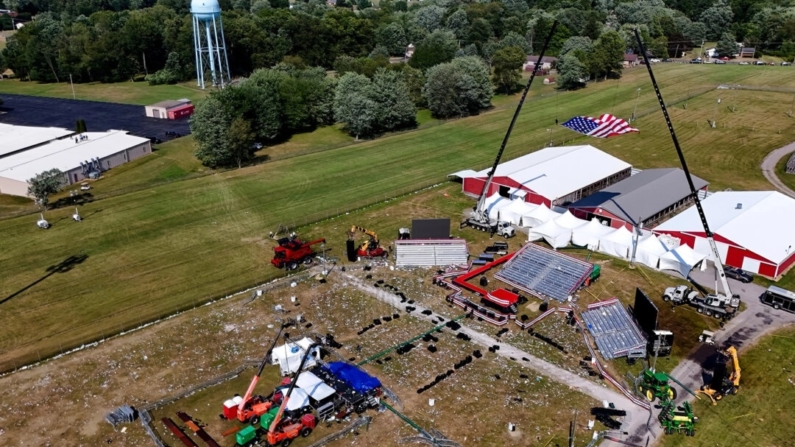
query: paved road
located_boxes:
[640,266,795,446]
[761,141,795,198]
[342,273,654,446]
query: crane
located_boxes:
[265,343,321,446]
[226,322,288,424]
[348,226,387,258]
[633,29,739,309]
[699,345,741,404]
[461,21,559,237]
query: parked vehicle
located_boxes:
[739,61,750,65]
[146,136,163,144]
[165,130,182,137]
[713,60,726,64]
[782,61,792,66]
[761,285,795,312]
[755,61,767,65]
[724,266,753,283]
[689,58,702,64]
[80,182,91,191]
[719,56,729,61]
[662,285,739,324]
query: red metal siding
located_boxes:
[775,251,795,277]
[760,262,777,277]
[168,104,194,119]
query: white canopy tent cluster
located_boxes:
[484,193,709,277]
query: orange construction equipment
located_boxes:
[265,343,320,446]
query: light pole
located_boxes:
[631,87,641,122]
[69,74,76,100]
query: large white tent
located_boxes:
[633,233,668,269]
[598,226,634,259]
[571,219,615,250]
[500,200,538,226]
[522,203,562,227]
[554,210,589,230]
[484,193,512,220]
[659,244,708,278]
[527,219,572,248]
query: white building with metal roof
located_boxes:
[0,129,151,197]
[0,123,74,159]
[450,145,632,207]
[654,191,795,277]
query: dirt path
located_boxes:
[342,273,654,446]
[761,141,795,198]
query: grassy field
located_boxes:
[0,79,208,105]
[660,326,795,447]
[2,64,795,371]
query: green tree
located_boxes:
[699,0,733,40]
[191,95,234,168]
[334,72,377,139]
[227,117,257,168]
[409,29,458,71]
[423,56,492,118]
[592,31,626,80]
[27,169,66,209]
[583,13,602,40]
[371,68,417,131]
[559,36,593,58]
[557,53,588,90]
[500,31,531,54]
[491,45,525,93]
[414,5,446,33]
[716,32,737,57]
[376,22,408,56]
[446,8,469,40]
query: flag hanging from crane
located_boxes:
[561,114,639,138]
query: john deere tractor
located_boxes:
[659,401,698,436]
[636,369,678,403]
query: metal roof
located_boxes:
[461,145,632,202]
[0,130,149,182]
[655,191,795,264]
[0,123,74,158]
[147,99,191,109]
[569,168,708,225]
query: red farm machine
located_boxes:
[271,236,326,270]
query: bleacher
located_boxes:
[495,243,592,302]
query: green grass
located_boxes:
[3,64,795,371]
[660,326,795,447]
[0,79,207,105]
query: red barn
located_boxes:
[655,191,795,278]
[568,168,708,231]
[450,145,632,207]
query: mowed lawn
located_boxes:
[0,79,207,105]
[660,326,795,447]
[2,64,795,371]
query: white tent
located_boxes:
[527,219,572,248]
[500,200,538,225]
[598,226,634,259]
[296,372,337,402]
[659,244,708,278]
[554,211,589,230]
[633,233,668,269]
[271,337,321,375]
[284,388,312,411]
[571,219,615,250]
[484,194,512,220]
[521,203,561,227]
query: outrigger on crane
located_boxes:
[633,29,740,310]
[459,22,559,239]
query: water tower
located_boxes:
[191,0,231,89]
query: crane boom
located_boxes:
[267,343,320,436]
[633,29,733,300]
[238,323,287,415]
[471,21,559,222]
[725,346,741,387]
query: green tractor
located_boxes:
[636,369,678,403]
[659,401,698,436]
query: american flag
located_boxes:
[561,114,639,138]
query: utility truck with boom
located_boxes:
[634,29,741,311]
[461,22,558,238]
[662,285,738,323]
[264,344,320,446]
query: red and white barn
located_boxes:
[654,191,795,278]
[450,145,632,207]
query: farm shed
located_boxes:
[450,145,632,207]
[654,191,795,278]
[568,168,708,231]
[0,129,151,197]
[144,99,194,120]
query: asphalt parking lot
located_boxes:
[0,93,191,141]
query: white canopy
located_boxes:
[296,372,336,401]
[285,388,312,411]
[522,203,561,228]
[597,226,634,259]
[554,211,589,230]
[500,200,538,225]
[485,194,512,220]
[659,244,708,278]
[633,233,668,269]
[571,219,615,250]
[527,219,571,248]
